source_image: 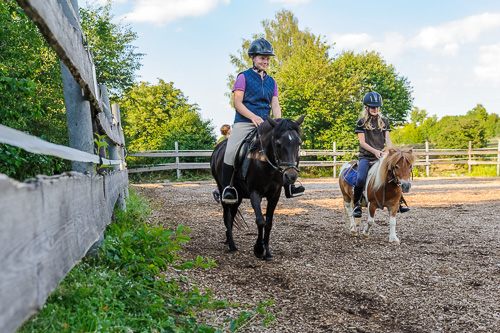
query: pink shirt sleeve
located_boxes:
[232,73,246,92]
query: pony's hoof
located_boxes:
[390,241,400,245]
[263,254,274,261]
[254,246,265,258]
[351,231,358,237]
[361,234,370,239]
[228,246,238,252]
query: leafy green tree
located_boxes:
[120,79,216,152]
[227,10,413,150]
[79,0,143,98]
[0,0,144,180]
[409,107,428,126]
[0,0,68,179]
[435,116,486,149]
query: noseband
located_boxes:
[257,126,300,174]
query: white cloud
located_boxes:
[123,0,230,25]
[474,43,500,84]
[410,13,500,55]
[330,33,373,51]
[330,32,405,61]
[269,0,311,5]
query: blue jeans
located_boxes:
[355,158,371,188]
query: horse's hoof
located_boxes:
[254,247,265,258]
[229,246,238,252]
[390,241,400,245]
[263,254,274,261]
[351,231,358,237]
[361,234,370,239]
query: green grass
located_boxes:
[18,188,275,332]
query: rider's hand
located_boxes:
[252,116,264,127]
[374,150,383,159]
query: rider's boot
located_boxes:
[221,163,238,204]
[398,195,410,213]
[352,186,363,218]
[284,183,305,198]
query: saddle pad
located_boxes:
[342,167,357,187]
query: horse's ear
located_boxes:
[266,114,277,127]
[295,115,306,126]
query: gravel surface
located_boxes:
[134,177,500,332]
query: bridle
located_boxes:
[257,125,300,174]
[374,157,412,209]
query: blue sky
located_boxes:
[88,0,500,133]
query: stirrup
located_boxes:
[285,180,305,198]
[221,186,238,204]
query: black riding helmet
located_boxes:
[363,91,383,107]
[248,38,275,57]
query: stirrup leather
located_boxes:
[221,186,238,204]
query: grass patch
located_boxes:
[18,188,275,332]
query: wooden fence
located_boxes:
[0,1,128,332]
[128,140,500,178]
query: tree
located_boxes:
[0,0,144,179]
[120,79,216,152]
[80,0,144,98]
[227,10,413,150]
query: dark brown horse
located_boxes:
[339,147,415,244]
[211,115,305,260]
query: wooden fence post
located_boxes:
[468,141,472,174]
[175,141,181,179]
[112,103,128,205]
[425,141,430,177]
[497,139,500,177]
[333,141,337,178]
[59,0,94,175]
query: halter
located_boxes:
[257,125,300,174]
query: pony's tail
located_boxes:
[233,208,248,230]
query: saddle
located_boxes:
[341,160,378,187]
[233,128,259,181]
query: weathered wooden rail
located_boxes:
[0,1,128,332]
[128,140,500,178]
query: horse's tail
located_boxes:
[233,208,248,230]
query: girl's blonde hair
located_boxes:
[360,106,386,131]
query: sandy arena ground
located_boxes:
[134,177,500,332]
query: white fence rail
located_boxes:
[128,141,500,178]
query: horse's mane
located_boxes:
[259,118,303,138]
[368,147,416,191]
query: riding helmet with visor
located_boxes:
[248,38,275,57]
[363,91,383,107]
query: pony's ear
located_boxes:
[408,148,413,154]
[266,114,277,127]
[295,115,306,126]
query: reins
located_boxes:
[256,125,300,174]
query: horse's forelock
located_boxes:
[273,118,302,137]
[371,147,414,191]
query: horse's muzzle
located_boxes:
[401,181,411,193]
[282,169,298,185]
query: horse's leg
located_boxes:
[388,205,400,244]
[249,191,265,258]
[223,203,238,252]
[262,192,280,261]
[362,202,376,239]
[343,199,358,236]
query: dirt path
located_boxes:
[134,177,500,332]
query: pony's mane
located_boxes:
[368,147,416,191]
[259,118,302,138]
